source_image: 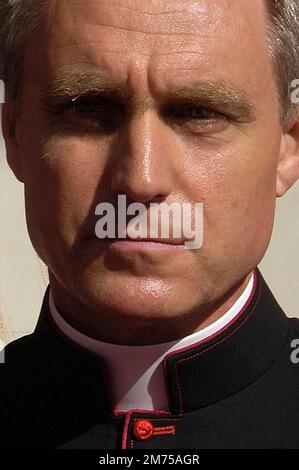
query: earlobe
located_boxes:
[2,102,24,183]
[276,118,299,197]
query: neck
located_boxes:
[49,271,254,345]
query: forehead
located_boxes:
[26,0,272,95]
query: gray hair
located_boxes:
[0,0,298,125]
[0,0,45,121]
[265,0,299,124]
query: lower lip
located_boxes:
[106,240,185,251]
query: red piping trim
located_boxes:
[141,417,182,422]
[152,425,176,436]
[163,270,257,366]
[121,412,132,449]
[114,408,170,416]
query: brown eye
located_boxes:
[57,96,124,134]
[174,104,222,121]
[71,96,102,116]
[163,102,230,136]
[70,96,121,120]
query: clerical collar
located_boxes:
[49,272,255,412]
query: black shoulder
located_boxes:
[288,316,299,334]
[2,332,37,366]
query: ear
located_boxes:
[276,116,299,197]
[2,102,24,183]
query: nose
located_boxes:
[110,109,176,203]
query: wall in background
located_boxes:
[259,184,299,317]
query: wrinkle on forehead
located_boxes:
[48,0,211,34]
[46,0,267,44]
[43,0,270,75]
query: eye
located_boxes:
[70,96,103,115]
[164,102,229,135]
[174,104,225,122]
[49,95,124,134]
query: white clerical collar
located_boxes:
[49,271,255,412]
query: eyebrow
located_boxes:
[40,71,256,122]
[39,71,130,102]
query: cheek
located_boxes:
[183,136,279,258]
[22,136,109,246]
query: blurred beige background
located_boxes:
[0,108,298,346]
[0,125,48,347]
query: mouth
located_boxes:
[121,236,185,245]
[85,234,186,253]
[105,237,186,251]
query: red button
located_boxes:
[133,419,154,441]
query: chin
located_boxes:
[78,273,195,321]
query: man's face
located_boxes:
[9,0,284,326]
